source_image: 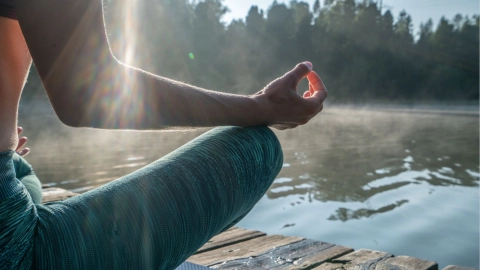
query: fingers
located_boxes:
[16,137,28,151]
[307,71,327,92]
[16,138,30,156]
[17,148,30,156]
[284,61,313,88]
[263,63,328,129]
[304,71,327,106]
[270,124,298,130]
[305,88,328,106]
[16,136,30,156]
[16,126,30,156]
[309,83,315,96]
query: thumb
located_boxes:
[284,61,313,88]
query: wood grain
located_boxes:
[332,249,393,264]
[312,262,345,270]
[443,266,476,270]
[188,235,304,267]
[312,249,393,270]
[285,244,354,269]
[212,239,346,269]
[376,256,438,270]
[196,227,266,254]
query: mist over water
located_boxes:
[19,100,479,268]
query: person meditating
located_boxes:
[0,0,328,269]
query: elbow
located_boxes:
[56,111,84,128]
[46,88,90,128]
[52,100,87,128]
[45,64,121,128]
[45,58,132,129]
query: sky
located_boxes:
[222,0,480,34]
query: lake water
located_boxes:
[19,100,479,269]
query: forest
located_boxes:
[24,0,479,102]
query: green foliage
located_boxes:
[23,0,480,102]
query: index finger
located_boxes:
[307,71,327,92]
[304,87,328,108]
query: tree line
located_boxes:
[25,0,479,102]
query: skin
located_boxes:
[16,127,29,156]
[0,0,328,153]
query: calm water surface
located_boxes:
[19,100,479,269]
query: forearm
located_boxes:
[71,62,267,129]
[0,16,31,152]
[125,67,266,128]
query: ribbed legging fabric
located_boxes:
[0,126,283,270]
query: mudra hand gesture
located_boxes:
[255,61,328,130]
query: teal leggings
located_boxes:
[0,126,283,269]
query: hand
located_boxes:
[254,62,328,130]
[16,127,30,156]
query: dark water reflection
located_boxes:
[18,100,479,268]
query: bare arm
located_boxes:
[13,0,327,130]
[0,16,31,151]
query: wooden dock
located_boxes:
[42,186,475,270]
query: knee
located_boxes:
[211,126,283,179]
[241,126,283,173]
[13,153,43,204]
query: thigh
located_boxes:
[34,126,283,270]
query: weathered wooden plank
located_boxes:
[271,239,335,261]
[212,253,288,269]
[213,239,353,270]
[311,262,344,270]
[196,227,266,254]
[333,249,393,264]
[211,239,332,269]
[375,256,438,270]
[312,249,393,270]
[188,235,304,267]
[42,187,79,203]
[284,244,354,269]
[443,266,476,270]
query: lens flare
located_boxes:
[77,0,146,129]
[189,53,195,60]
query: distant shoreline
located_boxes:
[326,102,479,117]
[20,98,479,117]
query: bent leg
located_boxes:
[12,153,42,204]
[0,151,37,270]
[35,126,283,269]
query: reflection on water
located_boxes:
[240,106,479,269]
[328,199,409,221]
[19,101,479,269]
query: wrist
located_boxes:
[250,93,272,126]
[0,130,18,153]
